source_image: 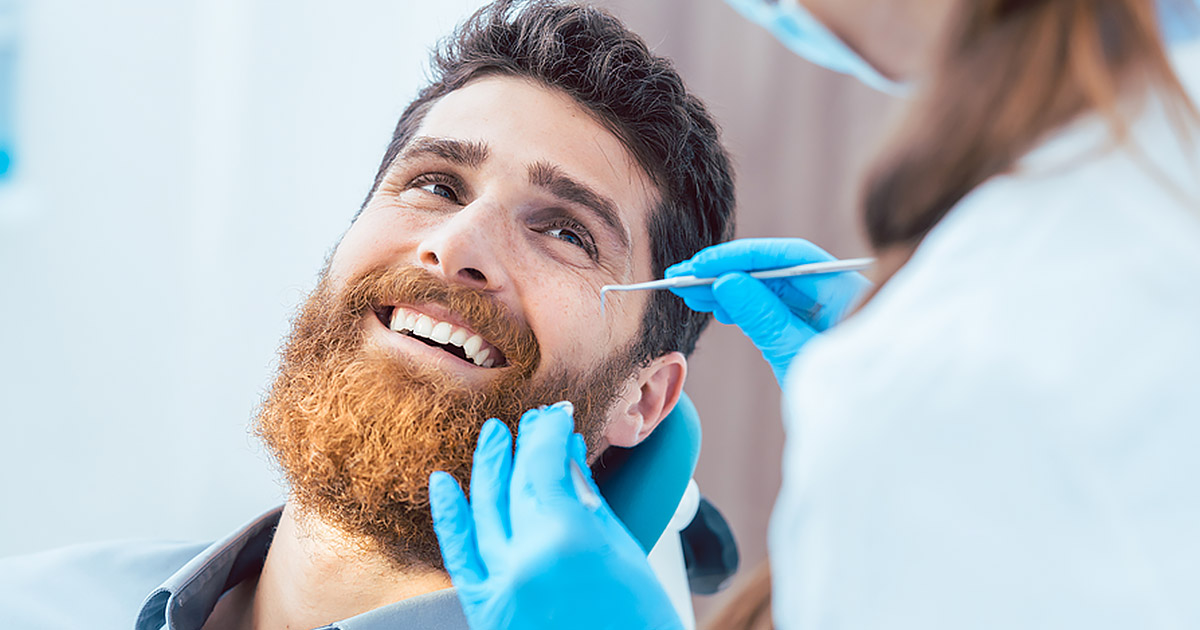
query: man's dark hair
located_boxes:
[363,0,735,362]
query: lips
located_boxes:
[384,306,506,368]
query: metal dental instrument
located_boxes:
[599,257,875,312]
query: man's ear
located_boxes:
[603,352,687,448]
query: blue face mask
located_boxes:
[725,0,1200,96]
[722,0,908,95]
[1159,0,1200,45]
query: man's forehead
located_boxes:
[411,76,659,226]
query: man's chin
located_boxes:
[258,353,489,569]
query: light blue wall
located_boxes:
[0,0,485,557]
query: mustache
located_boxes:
[340,265,541,374]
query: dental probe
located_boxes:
[599,257,875,310]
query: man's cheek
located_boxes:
[328,228,399,286]
[326,230,371,284]
[333,205,435,269]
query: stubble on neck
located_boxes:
[204,502,454,630]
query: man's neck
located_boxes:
[206,502,453,630]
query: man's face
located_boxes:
[331,75,658,386]
[256,75,666,568]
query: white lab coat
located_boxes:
[770,42,1200,629]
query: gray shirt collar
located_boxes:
[135,507,466,630]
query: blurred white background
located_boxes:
[0,0,487,557]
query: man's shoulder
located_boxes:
[0,538,208,629]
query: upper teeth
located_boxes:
[389,307,498,368]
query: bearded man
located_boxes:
[0,1,735,629]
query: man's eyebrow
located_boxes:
[528,161,631,251]
[396,136,490,169]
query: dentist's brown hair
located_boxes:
[863,0,1198,289]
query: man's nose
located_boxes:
[416,202,509,292]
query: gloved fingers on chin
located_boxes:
[469,418,515,555]
[569,433,588,470]
[713,305,733,325]
[429,471,488,587]
[512,406,578,505]
[568,433,604,503]
[568,433,626,531]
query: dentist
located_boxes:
[430,1,1200,628]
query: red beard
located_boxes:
[256,266,634,569]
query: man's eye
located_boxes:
[407,174,461,203]
[546,226,585,248]
[542,221,597,260]
[418,182,458,202]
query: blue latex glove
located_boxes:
[666,237,871,385]
[430,402,683,630]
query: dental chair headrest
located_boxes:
[593,392,702,552]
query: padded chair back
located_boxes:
[594,393,702,552]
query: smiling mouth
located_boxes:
[376,306,507,368]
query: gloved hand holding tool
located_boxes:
[666,237,872,385]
